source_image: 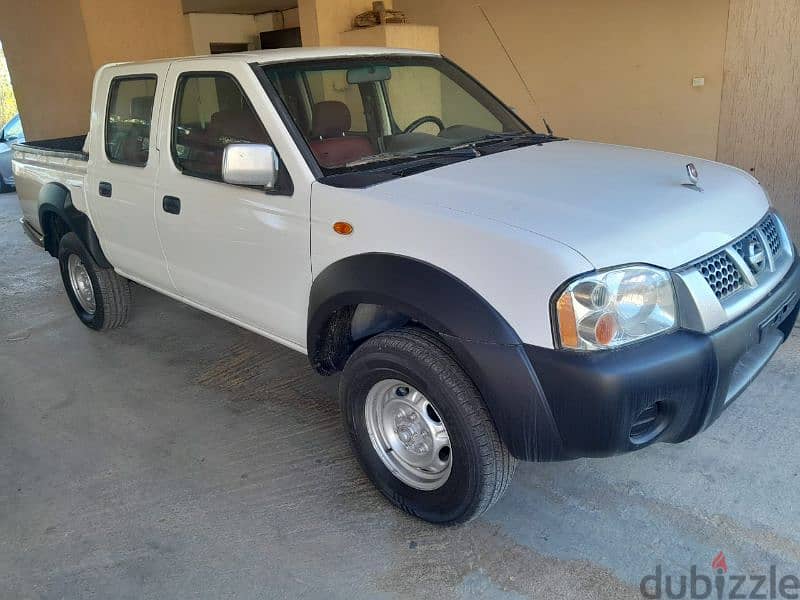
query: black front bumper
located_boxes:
[522,254,800,460]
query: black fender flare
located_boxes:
[307,253,564,460]
[38,182,112,268]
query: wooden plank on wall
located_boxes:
[718,0,800,234]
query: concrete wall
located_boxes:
[188,13,262,54]
[0,0,193,140]
[394,0,729,160]
[187,9,300,55]
[718,1,800,234]
[79,0,193,70]
[299,0,393,46]
[262,7,299,30]
[0,1,95,140]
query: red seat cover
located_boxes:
[308,101,374,167]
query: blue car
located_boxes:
[0,114,24,191]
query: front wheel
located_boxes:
[58,232,131,330]
[340,327,517,524]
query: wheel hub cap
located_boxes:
[67,254,96,314]
[364,379,452,490]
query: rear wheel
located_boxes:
[0,174,12,193]
[340,326,517,524]
[58,232,131,330]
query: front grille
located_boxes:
[732,230,760,274]
[760,214,782,256]
[696,251,744,299]
[691,213,785,302]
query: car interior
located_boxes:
[265,62,511,170]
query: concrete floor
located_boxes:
[1,191,799,600]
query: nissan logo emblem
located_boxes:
[746,238,766,273]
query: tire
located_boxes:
[0,175,11,193]
[57,232,131,330]
[340,326,517,524]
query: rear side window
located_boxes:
[105,76,157,166]
[171,72,269,182]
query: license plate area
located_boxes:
[759,291,798,342]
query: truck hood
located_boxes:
[372,140,769,269]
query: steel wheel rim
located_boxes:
[67,254,96,314]
[364,379,452,490]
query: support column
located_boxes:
[0,0,193,140]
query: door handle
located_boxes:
[98,181,112,197]
[162,195,181,215]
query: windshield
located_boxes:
[261,56,534,174]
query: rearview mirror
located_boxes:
[222,144,279,188]
[346,65,391,84]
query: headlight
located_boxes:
[553,265,677,350]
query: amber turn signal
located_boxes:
[556,293,579,349]
[333,221,353,235]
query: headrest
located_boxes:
[207,109,266,143]
[311,101,352,138]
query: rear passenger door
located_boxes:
[87,63,176,292]
[154,59,311,348]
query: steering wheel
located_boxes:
[403,115,445,134]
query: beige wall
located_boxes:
[339,23,439,53]
[79,0,193,69]
[259,7,299,30]
[718,1,800,234]
[298,0,393,46]
[187,9,300,55]
[0,0,94,140]
[187,13,261,54]
[0,0,194,140]
[395,0,729,160]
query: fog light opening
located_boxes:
[629,401,668,445]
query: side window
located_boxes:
[172,73,269,182]
[105,76,157,166]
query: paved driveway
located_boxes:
[1,192,799,599]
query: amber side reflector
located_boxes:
[556,293,579,349]
[333,221,353,235]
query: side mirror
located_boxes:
[222,143,279,189]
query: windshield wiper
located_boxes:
[449,131,554,151]
[345,151,421,167]
[345,147,477,168]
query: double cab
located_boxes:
[14,47,800,524]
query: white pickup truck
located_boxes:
[14,47,800,524]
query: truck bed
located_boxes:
[13,135,89,235]
[15,135,88,159]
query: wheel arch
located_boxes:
[307,253,520,374]
[38,182,112,268]
[307,253,564,461]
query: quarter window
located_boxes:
[105,76,157,166]
[172,73,269,182]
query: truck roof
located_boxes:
[98,46,439,72]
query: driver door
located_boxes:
[153,59,311,347]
